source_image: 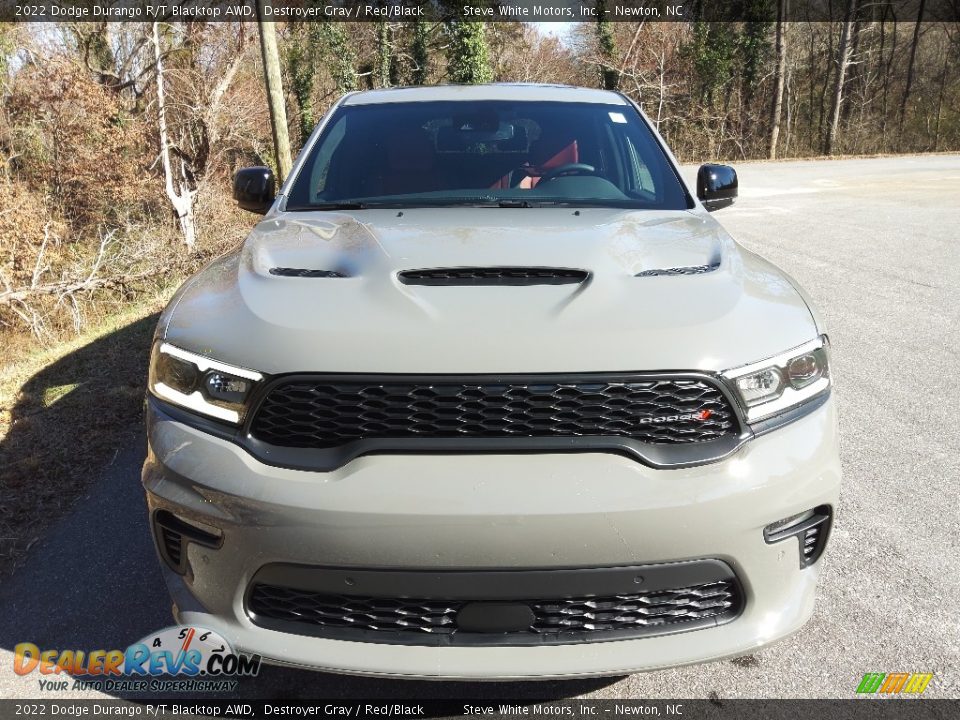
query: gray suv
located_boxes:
[143,84,840,679]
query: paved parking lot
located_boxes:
[1,154,957,700]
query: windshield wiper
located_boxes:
[496,200,588,208]
[306,202,368,210]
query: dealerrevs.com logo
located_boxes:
[14,626,261,693]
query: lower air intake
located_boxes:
[159,526,183,569]
[246,570,743,646]
[764,505,832,568]
[152,509,222,575]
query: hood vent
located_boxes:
[399,267,589,287]
[269,267,345,278]
[636,262,720,277]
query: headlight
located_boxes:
[723,336,831,423]
[148,342,263,424]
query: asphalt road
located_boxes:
[1,154,958,701]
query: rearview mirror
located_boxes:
[697,164,737,212]
[233,166,275,215]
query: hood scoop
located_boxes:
[269,267,345,278]
[636,262,720,278]
[398,267,589,287]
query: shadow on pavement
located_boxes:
[0,313,172,664]
[0,315,621,701]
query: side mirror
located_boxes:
[696,164,737,212]
[233,166,275,215]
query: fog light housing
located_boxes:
[153,509,223,575]
[764,505,832,568]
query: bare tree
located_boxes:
[769,0,788,159]
[151,23,246,250]
[824,0,859,155]
[152,22,196,249]
[898,0,926,144]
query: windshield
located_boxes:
[286,100,691,210]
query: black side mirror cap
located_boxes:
[233,166,276,215]
[697,164,738,212]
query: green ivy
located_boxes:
[375,20,392,88]
[410,18,430,85]
[595,0,619,90]
[318,23,358,95]
[447,21,492,85]
[286,30,316,141]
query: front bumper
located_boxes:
[141,396,841,679]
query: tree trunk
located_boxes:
[177,199,197,249]
[841,15,863,125]
[933,47,949,150]
[878,10,888,146]
[152,22,197,250]
[785,65,793,155]
[655,49,666,131]
[410,18,429,85]
[807,23,816,151]
[287,28,317,144]
[256,1,292,183]
[817,20,832,149]
[882,6,900,150]
[824,0,858,155]
[447,21,492,84]
[595,0,619,90]
[898,0,926,146]
[768,0,788,159]
[375,20,392,88]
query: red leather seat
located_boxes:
[516,133,579,189]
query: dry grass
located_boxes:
[0,288,175,574]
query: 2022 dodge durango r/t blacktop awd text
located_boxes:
[142,84,840,679]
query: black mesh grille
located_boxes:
[269,268,344,278]
[247,580,740,642]
[249,376,738,449]
[636,263,720,277]
[251,590,459,634]
[531,582,737,633]
[398,267,588,286]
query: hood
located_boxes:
[161,208,818,374]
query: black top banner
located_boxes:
[3,0,959,23]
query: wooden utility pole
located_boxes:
[256,1,292,183]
